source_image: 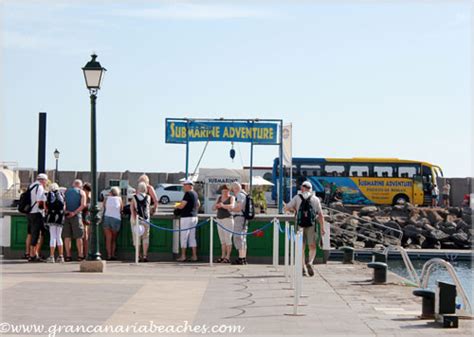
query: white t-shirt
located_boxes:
[442,184,450,195]
[233,191,246,216]
[104,196,122,220]
[286,192,323,218]
[29,182,46,214]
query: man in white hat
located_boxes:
[27,173,48,262]
[175,179,200,262]
[285,180,325,277]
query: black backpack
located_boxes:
[46,190,64,211]
[242,193,255,220]
[17,183,39,214]
[297,194,316,227]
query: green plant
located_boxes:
[252,188,267,212]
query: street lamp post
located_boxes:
[82,54,106,261]
[54,149,60,183]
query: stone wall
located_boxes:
[19,169,185,191]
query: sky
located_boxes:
[0,0,472,177]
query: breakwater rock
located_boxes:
[325,202,472,250]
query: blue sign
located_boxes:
[165,120,278,144]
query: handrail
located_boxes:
[420,258,472,315]
[383,245,420,286]
[323,206,403,246]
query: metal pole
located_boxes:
[89,93,101,261]
[249,141,254,192]
[185,119,189,179]
[210,217,214,267]
[134,215,139,265]
[55,158,59,183]
[284,221,289,282]
[37,112,47,174]
[278,121,284,213]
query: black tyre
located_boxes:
[393,194,409,205]
[160,196,170,204]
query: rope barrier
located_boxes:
[214,219,274,236]
[276,219,285,233]
[139,217,210,232]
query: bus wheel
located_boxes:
[393,194,409,205]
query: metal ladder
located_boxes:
[420,258,472,315]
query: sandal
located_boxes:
[23,253,30,260]
[77,256,85,262]
[65,256,72,262]
[222,258,231,263]
[176,257,187,262]
[189,257,199,262]
[216,257,225,263]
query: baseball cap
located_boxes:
[182,179,194,186]
[37,173,48,181]
[302,181,312,190]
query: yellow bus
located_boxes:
[273,157,443,206]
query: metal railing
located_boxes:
[383,245,420,286]
[323,206,403,247]
[419,258,472,315]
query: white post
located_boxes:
[134,215,140,265]
[284,221,289,282]
[293,231,301,315]
[272,218,279,267]
[172,218,180,254]
[297,231,303,300]
[209,217,214,267]
[290,225,295,289]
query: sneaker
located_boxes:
[46,256,55,263]
[56,256,65,263]
[231,258,245,265]
[302,269,308,277]
[306,263,314,277]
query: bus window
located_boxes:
[300,165,322,177]
[325,165,346,177]
[374,165,393,178]
[398,166,418,178]
[349,165,369,177]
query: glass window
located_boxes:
[325,165,346,177]
[349,165,369,177]
[373,165,393,178]
[165,186,181,191]
[398,166,418,178]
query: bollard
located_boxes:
[209,217,214,267]
[372,251,387,263]
[272,218,279,267]
[413,288,436,319]
[339,246,354,264]
[284,221,290,282]
[436,281,456,315]
[290,225,295,289]
[367,262,387,284]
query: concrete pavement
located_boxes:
[0,259,472,336]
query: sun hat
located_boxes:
[302,181,312,190]
[37,173,48,181]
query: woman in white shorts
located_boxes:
[213,184,235,263]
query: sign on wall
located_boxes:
[165,120,278,144]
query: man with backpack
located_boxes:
[19,173,48,262]
[284,181,325,277]
[231,182,254,265]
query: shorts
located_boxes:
[103,216,121,232]
[298,225,316,247]
[62,214,84,240]
[233,216,248,250]
[442,194,449,201]
[216,217,234,246]
[27,213,45,246]
[180,216,198,248]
